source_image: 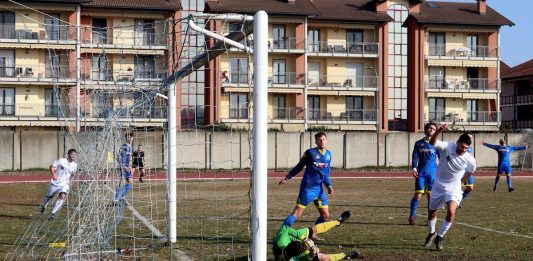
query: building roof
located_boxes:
[502,59,533,80]
[405,1,514,27]
[83,0,181,11]
[205,0,320,16]
[500,61,511,76]
[310,0,392,23]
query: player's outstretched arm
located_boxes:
[512,144,529,151]
[482,141,499,150]
[280,153,308,185]
[49,164,57,181]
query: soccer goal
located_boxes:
[7,9,268,260]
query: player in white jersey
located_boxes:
[39,149,78,220]
[424,124,476,250]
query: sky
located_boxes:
[434,0,533,67]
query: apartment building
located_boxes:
[203,0,512,132]
[501,60,533,131]
[0,0,180,130]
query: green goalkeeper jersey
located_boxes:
[273,225,315,261]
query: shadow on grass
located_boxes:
[0,214,33,220]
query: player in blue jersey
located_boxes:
[482,139,529,192]
[280,132,333,228]
[408,122,439,225]
[114,133,134,204]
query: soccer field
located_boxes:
[1,177,533,260]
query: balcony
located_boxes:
[269,72,305,88]
[269,37,305,52]
[229,107,249,120]
[0,64,75,84]
[131,106,168,119]
[308,108,377,123]
[307,41,378,57]
[0,103,71,119]
[426,44,498,59]
[308,75,378,90]
[426,111,498,125]
[501,120,533,131]
[271,107,304,121]
[0,24,75,43]
[81,28,167,48]
[501,94,533,106]
[425,77,498,92]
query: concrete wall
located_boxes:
[1,131,531,171]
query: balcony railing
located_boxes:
[308,108,377,122]
[426,111,498,123]
[0,24,75,41]
[501,94,533,105]
[270,37,304,50]
[81,27,167,47]
[229,107,249,119]
[132,106,167,118]
[308,75,378,89]
[501,120,533,130]
[425,77,498,91]
[0,103,71,117]
[307,40,378,55]
[269,72,305,86]
[427,44,498,58]
[0,65,75,80]
[272,107,304,120]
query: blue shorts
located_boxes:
[498,164,512,175]
[415,170,435,193]
[296,188,328,209]
[121,167,132,179]
[463,175,474,186]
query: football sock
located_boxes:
[428,218,437,234]
[316,220,340,234]
[283,214,297,226]
[114,187,123,201]
[409,197,419,218]
[438,220,452,237]
[506,176,512,189]
[315,215,326,224]
[327,253,346,261]
[51,199,64,214]
[123,183,132,197]
[462,190,470,199]
[494,175,501,190]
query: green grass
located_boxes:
[1,178,533,260]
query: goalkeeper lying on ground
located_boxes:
[273,211,359,261]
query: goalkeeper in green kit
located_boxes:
[273,210,359,261]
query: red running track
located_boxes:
[0,170,532,184]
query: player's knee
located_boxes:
[321,212,329,220]
[466,187,473,193]
[414,193,422,200]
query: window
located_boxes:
[135,55,156,79]
[308,29,320,52]
[466,34,478,57]
[346,63,363,88]
[230,58,248,83]
[92,54,108,81]
[44,14,60,40]
[135,19,156,46]
[0,50,14,77]
[467,99,478,122]
[308,95,320,120]
[387,4,408,130]
[229,93,248,119]
[467,67,480,90]
[0,87,14,116]
[45,88,60,116]
[45,53,61,78]
[428,32,445,56]
[272,94,286,119]
[0,12,15,39]
[272,25,286,49]
[346,96,363,120]
[428,67,445,89]
[346,30,363,54]
[273,59,286,84]
[428,98,445,121]
[92,18,107,44]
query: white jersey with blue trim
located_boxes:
[51,158,78,186]
[433,141,476,195]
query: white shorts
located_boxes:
[429,192,462,211]
[46,183,70,197]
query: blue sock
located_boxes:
[123,183,132,197]
[315,216,326,225]
[283,214,297,226]
[462,190,470,199]
[507,177,512,189]
[409,198,419,218]
[114,187,123,201]
[494,175,500,189]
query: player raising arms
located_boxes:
[39,149,78,220]
[280,132,333,227]
[482,139,529,192]
[424,124,476,250]
[408,122,439,225]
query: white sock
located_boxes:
[438,220,452,237]
[51,199,64,214]
[428,218,437,234]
